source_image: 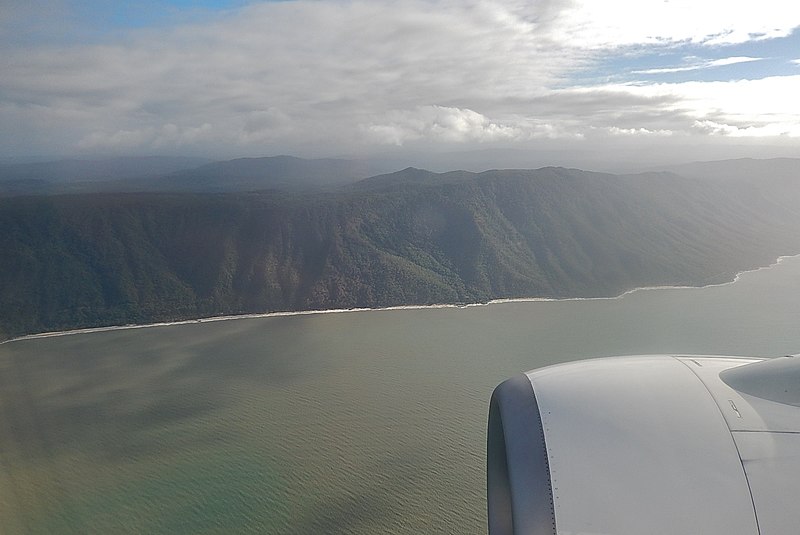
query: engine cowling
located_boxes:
[487,355,800,535]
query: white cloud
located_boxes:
[364,106,525,145]
[708,57,763,68]
[605,126,674,136]
[1,0,579,155]
[1,0,800,158]
[634,56,762,75]
[584,76,800,138]
[547,0,800,48]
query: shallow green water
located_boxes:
[2,256,800,534]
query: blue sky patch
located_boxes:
[570,29,800,86]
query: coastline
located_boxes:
[3,253,798,346]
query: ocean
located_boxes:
[2,255,800,534]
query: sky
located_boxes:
[2,0,800,168]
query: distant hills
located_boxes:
[2,159,799,340]
[658,157,800,182]
[149,155,389,192]
[0,155,390,195]
[0,156,209,195]
[3,153,798,196]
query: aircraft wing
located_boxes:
[487,354,800,535]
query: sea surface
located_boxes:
[2,255,800,534]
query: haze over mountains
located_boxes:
[3,153,800,195]
[1,156,799,340]
[0,155,393,196]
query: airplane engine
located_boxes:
[487,355,800,535]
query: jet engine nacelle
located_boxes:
[487,355,800,535]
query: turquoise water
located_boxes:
[2,256,800,534]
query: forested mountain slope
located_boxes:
[2,167,798,339]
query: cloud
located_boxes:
[605,126,674,137]
[546,0,800,47]
[707,57,763,68]
[585,76,800,138]
[633,56,763,75]
[1,0,800,158]
[364,106,526,145]
[77,123,214,150]
[1,0,580,155]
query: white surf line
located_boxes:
[4,253,799,345]
[0,303,465,344]
[487,253,800,305]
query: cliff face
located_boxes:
[2,167,799,339]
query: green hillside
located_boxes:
[2,167,798,339]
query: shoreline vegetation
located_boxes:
[4,253,796,346]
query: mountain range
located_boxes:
[2,157,799,340]
[0,155,392,196]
